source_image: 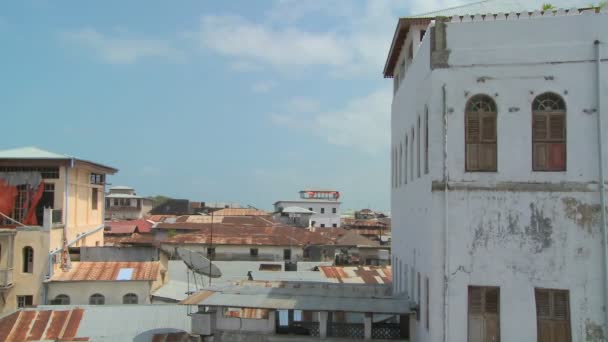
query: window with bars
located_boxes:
[535,288,571,342]
[22,246,34,273]
[411,127,415,181]
[123,293,138,304]
[17,295,33,308]
[417,115,421,178]
[89,293,105,305]
[465,95,497,171]
[90,173,105,185]
[51,294,70,305]
[468,286,500,342]
[405,135,408,184]
[416,272,421,321]
[0,167,59,179]
[399,144,403,186]
[425,107,429,174]
[92,188,98,210]
[532,93,566,171]
[425,277,430,331]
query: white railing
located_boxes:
[0,268,14,288]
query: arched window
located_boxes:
[52,294,70,305]
[411,127,415,180]
[465,94,497,171]
[22,246,33,273]
[89,293,105,305]
[404,134,408,184]
[123,293,138,304]
[399,143,403,186]
[532,92,566,171]
[417,115,421,178]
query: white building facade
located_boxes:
[274,190,341,228]
[387,5,608,342]
[105,186,152,220]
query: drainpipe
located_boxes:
[441,84,450,342]
[595,40,608,335]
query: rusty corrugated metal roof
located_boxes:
[211,208,268,216]
[0,308,87,341]
[225,308,269,319]
[179,290,217,305]
[160,224,332,246]
[48,261,159,282]
[319,266,392,284]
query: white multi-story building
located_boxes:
[105,185,152,220]
[274,190,341,228]
[386,2,608,342]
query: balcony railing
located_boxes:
[0,268,14,289]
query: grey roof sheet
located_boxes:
[0,146,117,173]
[408,0,592,18]
[106,193,143,199]
[198,283,408,314]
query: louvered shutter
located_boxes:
[469,287,484,342]
[481,116,496,141]
[549,115,565,140]
[535,290,550,319]
[535,289,571,342]
[467,113,481,143]
[533,115,548,140]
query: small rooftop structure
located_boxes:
[48,261,159,282]
[298,189,340,201]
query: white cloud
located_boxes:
[193,15,351,69]
[251,80,277,93]
[62,28,185,64]
[271,88,391,153]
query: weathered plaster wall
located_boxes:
[441,190,604,342]
[46,280,152,305]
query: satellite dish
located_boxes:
[177,247,222,278]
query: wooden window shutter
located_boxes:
[535,289,571,342]
[549,115,565,140]
[533,115,548,140]
[552,291,569,320]
[466,113,481,143]
[485,287,499,314]
[535,289,551,319]
[481,116,496,141]
[469,287,484,315]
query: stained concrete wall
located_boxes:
[391,11,608,342]
[46,280,153,305]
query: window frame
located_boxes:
[424,106,429,174]
[52,294,70,305]
[17,295,33,308]
[91,188,98,210]
[532,92,567,172]
[465,94,498,172]
[250,248,259,257]
[89,293,105,305]
[22,246,34,273]
[123,293,138,304]
[417,115,421,178]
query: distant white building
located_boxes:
[386,2,608,342]
[105,185,152,220]
[274,190,342,228]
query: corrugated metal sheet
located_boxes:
[159,224,332,246]
[211,208,269,216]
[179,290,216,305]
[225,308,269,319]
[105,219,153,234]
[319,266,392,284]
[0,308,87,341]
[48,261,159,282]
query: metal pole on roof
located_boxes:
[209,210,214,287]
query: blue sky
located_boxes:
[1,0,462,211]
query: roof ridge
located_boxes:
[409,0,492,17]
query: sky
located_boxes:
[1,0,465,211]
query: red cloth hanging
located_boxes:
[0,180,18,218]
[23,182,45,225]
